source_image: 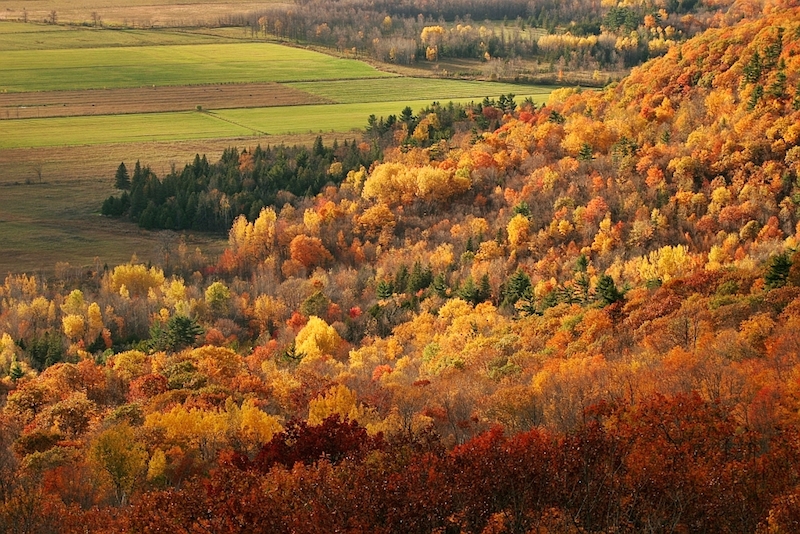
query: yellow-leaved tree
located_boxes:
[295,316,343,362]
[307,384,377,427]
[108,264,165,298]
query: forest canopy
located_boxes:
[2,3,800,532]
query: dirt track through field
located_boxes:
[0,82,331,119]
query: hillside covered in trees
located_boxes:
[2,3,800,532]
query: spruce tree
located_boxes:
[765,252,792,289]
[9,359,23,381]
[596,274,623,306]
[114,162,130,190]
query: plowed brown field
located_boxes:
[0,82,329,119]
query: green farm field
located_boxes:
[0,42,392,92]
[287,78,551,104]
[0,21,554,274]
[0,94,551,149]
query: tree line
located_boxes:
[102,138,378,232]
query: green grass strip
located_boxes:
[0,42,393,92]
[288,78,554,104]
[0,94,553,148]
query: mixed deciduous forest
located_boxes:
[3,1,800,533]
[241,0,747,81]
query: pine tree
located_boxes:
[478,273,492,302]
[765,252,792,289]
[9,359,23,381]
[503,269,532,307]
[432,273,449,298]
[458,276,479,304]
[578,142,593,161]
[596,274,623,306]
[114,162,130,190]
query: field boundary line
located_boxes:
[202,110,267,135]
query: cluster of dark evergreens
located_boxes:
[102,137,377,232]
[103,99,518,232]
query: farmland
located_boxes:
[0,0,280,27]
[0,21,554,273]
[0,41,392,92]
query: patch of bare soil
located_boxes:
[0,82,330,119]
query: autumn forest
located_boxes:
[3,0,800,532]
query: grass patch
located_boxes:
[217,94,552,134]
[0,180,225,275]
[0,111,255,148]
[0,93,551,148]
[288,77,554,104]
[0,42,393,92]
[0,23,234,51]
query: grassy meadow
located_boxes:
[0,94,551,149]
[0,42,392,92]
[0,20,554,274]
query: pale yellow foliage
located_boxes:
[61,289,85,316]
[343,166,368,193]
[147,449,167,482]
[87,302,104,340]
[420,25,445,46]
[429,243,455,271]
[591,215,619,254]
[109,264,165,297]
[163,279,188,310]
[507,213,531,248]
[228,398,283,450]
[113,350,149,382]
[0,333,19,374]
[307,384,376,426]
[295,316,343,360]
[62,314,85,341]
[547,87,580,106]
[475,240,504,262]
[229,207,277,263]
[362,163,469,206]
[538,33,597,52]
[648,37,676,54]
[303,209,322,235]
[636,244,697,283]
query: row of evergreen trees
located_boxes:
[102,137,378,232]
